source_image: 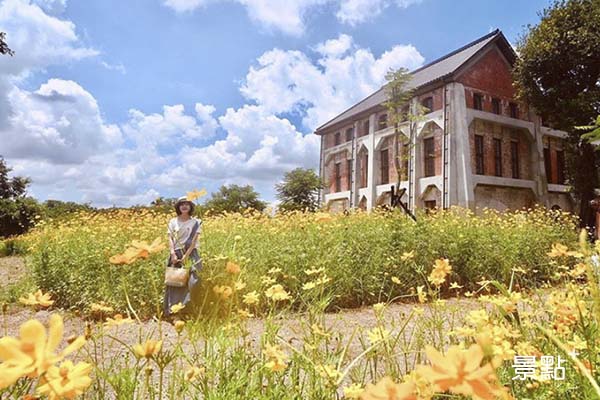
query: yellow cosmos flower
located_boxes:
[235,281,247,291]
[360,376,417,400]
[391,276,401,284]
[130,237,166,254]
[372,302,386,314]
[36,360,92,400]
[417,344,503,400]
[133,339,162,359]
[19,290,54,308]
[316,364,342,382]
[265,284,291,301]
[170,303,185,314]
[400,250,415,261]
[237,309,254,319]
[0,314,86,388]
[416,286,427,303]
[226,261,241,274]
[185,365,205,382]
[186,188,207,201]
[263,344,288,372]
[547,243,570,258]
[302,281,317,290]
[367,327,390,345]
[90,302,114,314]
[449,282,463,289]
[243,291,260,305]
[104,314,134,328]
[428,258,452,286]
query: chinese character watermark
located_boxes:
[512,355,568,381]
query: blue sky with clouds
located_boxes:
[0,0,551,207]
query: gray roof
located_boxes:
[315,29,512,133]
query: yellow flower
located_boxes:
[185,365,205,382]
[170,303,185,314]
[221,286,233,299]
[316,364,342,382]
[19,290,54,308]
[261,276,276,285]
[263,344,288,372]
[186,188,207,201]
[130,237,166,254]
[417,344,503,400]
[109,246,147,265]
[0,314,86,387]
[235,281,247,291]
[400,250,415,261]
[367,327,390,345]
[104,314,133,328]
[391,277,401,284]
[305,267,326,275]
[265,284,291,301]
[311,323,331,338]
[343,383,364,399]
[133,339,162,358]
[174,320,185,334]
[36,361,92,400]
[449,282,463,289]
[237,309,254,319]
[243,291,260,305]
[360,376,417,400]
[268,267,282,274]
[302,281,317,290]
[90,302,114,314]
[226,261,241,274]
[548,243,570,258]
[428,258,452,286]
[234,234,242,241]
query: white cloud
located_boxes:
[163,0,421,35]
[0,0,98,78]
[2,79,122,164]
[100,61,127,74]
[241,34,424,130]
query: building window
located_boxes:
[334,132,341,146]
[424,137,435,177]
[509,102,519,119]
[334,162,342,192]
[400,141,409,181]
[493,138,502,177]
[473,93,483,111]
[424,200,436,209]
[347,159,353,188]
[544,147,552,183]
[380,149,389,184]
[360,153,368,188]
[492,98,501,115]
[557,150,565,184]
[475,134,484,175]
[511,140,520,179]
[421,97,433,112]
[363,119,370,136]
[345,127,353,142]
[378,114,388,130]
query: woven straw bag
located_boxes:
[165,265,189,287]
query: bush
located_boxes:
[19,206,578,318]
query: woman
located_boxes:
[164,196,203,318]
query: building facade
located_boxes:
[315,30,573,213]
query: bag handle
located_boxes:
[183,219,201,251]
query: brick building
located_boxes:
[315,30,572,213]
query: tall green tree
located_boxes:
[1,32,14,56]
[513,0,600,228]
[275,168,322,212]
[205,184,266,214]
[0,157,41,237]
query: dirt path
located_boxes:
[0,255,28,286]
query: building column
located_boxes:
[447,82,475,209]
[532,114,549,207]
[351,121,359,208]
[366,113,376,211]
[319,134,326,207]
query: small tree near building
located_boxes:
[275,168,322,212]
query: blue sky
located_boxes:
[0,0,552,207]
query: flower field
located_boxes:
[2,206,600,399]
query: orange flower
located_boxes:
[360,376,417,400]
[417,344,502,400]
[428,259,451,286]
[225,261,241,274]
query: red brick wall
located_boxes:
[459,47,530,121]
[326,152,352,193]
[469,120,532,180]
[421,125,443,176]
[543,136,565,184]
[418,87,444,113]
